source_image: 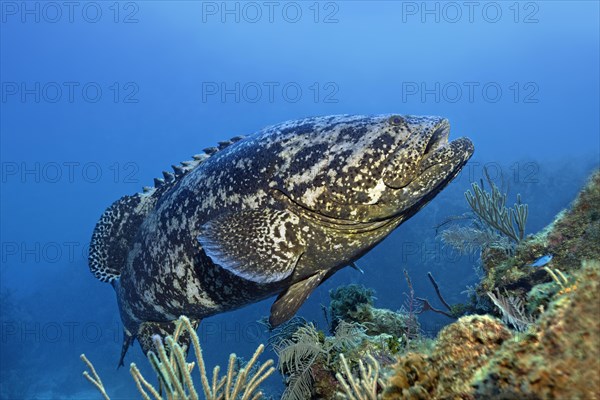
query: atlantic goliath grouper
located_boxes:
[87,114,474,365]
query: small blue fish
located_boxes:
[529,254,553,268]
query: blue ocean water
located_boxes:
[1,1,598,399]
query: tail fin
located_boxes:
[88,193,155,283]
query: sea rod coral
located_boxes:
[81,315,275,400]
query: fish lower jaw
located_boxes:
[419,137,473,172]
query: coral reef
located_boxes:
[81,316,274,400]
[328,284,376,330]
[325,170,600,400]
[328,284,417,342]
[472,260,600,399]
[379,171,600,400]
[382,315,511,399]
[381,260,599,400]
[468,170,600,314]
[546,171,600,270]
[274,284,416,399]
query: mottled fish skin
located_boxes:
[88,114,474,361]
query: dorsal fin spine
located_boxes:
[163,171,174,182]
[141,135,246,196]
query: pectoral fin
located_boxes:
[269,270,327,327]
[349,262,364,274]
[198,208,305,283]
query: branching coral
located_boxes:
[81,354,110,400]
[81,316,274,400]
[487,289,534,332]
[335,353,383,400]
[464,173,528,242]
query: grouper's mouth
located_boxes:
[275,118,474,231]
[392,120,474,221]
[419,120,473,174]
[384,118,473,188]
[423,119,451,158]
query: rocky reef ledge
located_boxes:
[277,171,600,400]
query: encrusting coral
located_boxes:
[336,170,600,400]
[431,315,512,397]
[328,284,418,340]
[472,260,600,399]
[380,171,600,400]
[382,315,512,399]
[380,352,434,400]
[81,315,275,400]
[477,170,600,305]
[380,264,599,399]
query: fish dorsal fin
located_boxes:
[269,270,327,327]
[88,193,156,283]
[197,208,305,283]
[90,136,246,284]
[139,135,246,198]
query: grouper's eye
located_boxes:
[389,116,404,126]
